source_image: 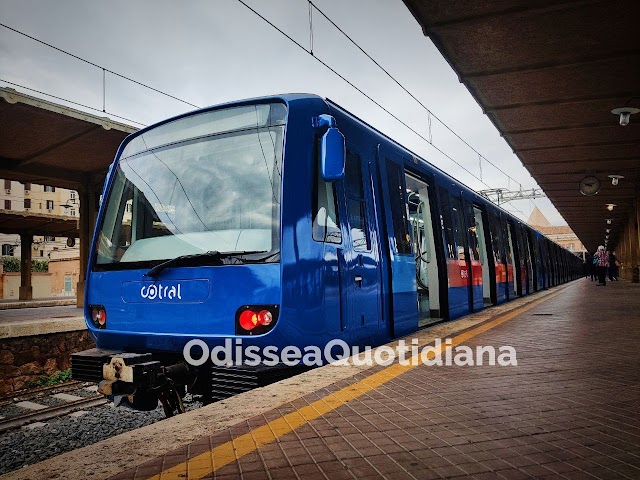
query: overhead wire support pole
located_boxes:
[478,188,547,206]
[308,0,314,55]
[236,0,492,189]
[306,1,522,190]
[102,68,106,113]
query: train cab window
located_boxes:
[438,187,456,259]
[312,163,341,244]
[345,151,370,252]
[385,161,412,254]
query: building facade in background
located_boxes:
[0,178,80,259]
[0,178,80,298]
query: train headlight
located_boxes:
[90,305,107,329]
[235,305,279,335]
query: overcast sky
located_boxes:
[0,0,566,225]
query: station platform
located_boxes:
[0,304,84,339]
[7,279,640,480]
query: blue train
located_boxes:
[72,94,582,414]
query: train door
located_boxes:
[438,186,472,318]
[461,199,484,311]
[377,145,418,338]
[488,211,507,303]
[340,148,382,340]
[506,221,518,298]
[529,231,542,291]
[472,204,493,307]
[540,240,550,288]
[522,225,534,294]
[405,173,442,326]
[547,242,555,286]
[513,224,527,296]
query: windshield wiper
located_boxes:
[144,250,267,279]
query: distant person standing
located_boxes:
[594,245,609,286]
[609,251,620,281]
[585,253,596,281]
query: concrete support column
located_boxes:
[19,232,33,300]
[77,183,98,307]
[633,197,639,283]
[0,257,4,299]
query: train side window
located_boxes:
[345,151,371,252]
[385,161,412,254]
[438,187,456,259]
[450,196,467,260]
[488,212,503,264]
[312,163,342,244]
[467,203,481,262]
[504,221,514,265]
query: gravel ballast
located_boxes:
[0,397,202,475]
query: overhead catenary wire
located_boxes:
[236,0,491,189]
[2,11,530,212]
[0,22,200,109]
[5,12,498,191]
[307,0,523,191]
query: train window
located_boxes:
[345,151,371,252]
[438,187,456,259]
[385,161,412,254]
[406,174,432,264]
[467,204,481,262]
[348,199,370,251]
[345,151,364,198]
[488,211,503,264]
[312,160,341,244]
[450,196,467,260]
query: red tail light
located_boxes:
[90,305,107,329]
[238,310,259,331]
[236,305,279,335]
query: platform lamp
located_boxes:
[608,174,624,185]
[60,198,75,209]
[59,199,78,248]
[611,97,640,126]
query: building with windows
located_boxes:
[0,178,80,260]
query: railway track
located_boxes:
[0,381,108,433]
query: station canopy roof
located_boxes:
[403,0,640,253]
[0,210,78,237]
[0,86,136,191]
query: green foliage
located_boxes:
[32,259,49,272]
[1,256,20,272]
[0,256,49,272]
[29,369,73,388]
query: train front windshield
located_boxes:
[95,103,286,268]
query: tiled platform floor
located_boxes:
[111,280,640,479]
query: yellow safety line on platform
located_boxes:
[150,287,566,480]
